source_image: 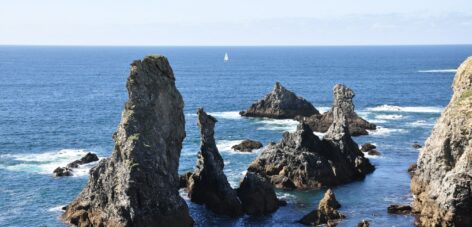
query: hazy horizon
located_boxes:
[1,0,471,46]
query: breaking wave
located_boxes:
[418,69,456,73]
[367,105,443,113]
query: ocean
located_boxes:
[0,45,470,226]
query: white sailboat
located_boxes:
[224,52,229,62]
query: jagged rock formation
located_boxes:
[240,82,319,119]
[237,172,281,215]
[62,56,193,226]
[411,57,472,226]
[231,139,263,152]
[299,189,345,226]
[53,152,99,177]
[247,85,374,189]
[296,84,376,136]
[187,108,243,217]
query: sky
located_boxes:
[0,0,471,46]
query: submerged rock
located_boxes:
[247,85,374,189]
[360,143,376,152]
[299,189,345,226]
[187,108,243,217]
[62,55,193,226]
[411,142,422,149]
[387,204,412,215]
[231,139,263,152]
[240,82,319,119]
[411,57,472,227]
[297,84,376,136]
[237,172,281,215]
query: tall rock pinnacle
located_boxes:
[62,55,193,226]
[411,57,472,226]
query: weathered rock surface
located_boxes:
[62,55,193,226]
[248,84,374,189]
[240,82,319,119]
[187,108,243,217]
[297,84,376,136]
[237,172,280,215]
[299,189,345,226]
[411,57,472,227]
[387,204,412,215]
[53,152,99,177]
[231,139,263,152]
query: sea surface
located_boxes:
[0,45,471,226]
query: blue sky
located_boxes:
[1,0,471,45]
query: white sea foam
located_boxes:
[48,205,65,213]
[317,106,331,113]
[409,120,435,127]
[208,111,242,120]
[0,149,101,177]
[418,69,457,73]
[368,126,406,136]
[255,119,299,132]
[375,114,403,120]
[216,140,246,153]
[367,105,443,113]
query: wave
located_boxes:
[48,205,65,213]
[216,139,262,154]
[368,126,406,136]
[418,69,457,73]
[375,114,403,120]
[185,111,242,120]
[0,149,101,177]
[255,119,299,132]
[317,106,331,114]
[366,105,443,113]
[409,119,435,127]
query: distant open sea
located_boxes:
[0,45,471,226]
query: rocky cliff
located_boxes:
[240,82,319,119]
[62,56,193,226]
[247,85,374,189]
[297,84,376,136]
[187,108,243,217]
[411,57,472,226]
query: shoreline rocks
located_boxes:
[240,82,319,119]
[299,189,345,226]
[53,152,99,177]
[297,84,376,136]
[411,57,472,226]
[231,139,263,152]
[62,55,193,226]
[360,143,381,156]
[247,84,374,189]
[387,204,412,215]
[187,108,243,217]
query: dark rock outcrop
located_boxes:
[360,143,376,152]
[67,152,99,168]
[53,167,72,177]
[412,142,422,149]
[357,219,370,227]
[407,163,417,177]
[62,55,193,226]
[231,139,263,152]
[187,108,243,217]
[53,152,99,177]
[237,172,280,215]
[247,85,374,189]
[387,204,412,214]
[297,84,376,136]
[240,82,319,119]
[411,57,472,226]
[299,189,345,226]
[179,171,192,189]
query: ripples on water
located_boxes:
[0,45,470,226]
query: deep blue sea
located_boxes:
[0,46,471,227]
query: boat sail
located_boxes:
[224,53,229,62]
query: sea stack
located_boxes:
[297,84,376,136]
[299,189,345,226]
[411,57,472,226]
[187,108,243,217]
[240,82,319,119]
[62,56,193,226]
[247,85,374,189]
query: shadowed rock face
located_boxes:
[247,85,374,189]
[237,172,280,215]
[240,82,319,119]
[411,57,472,226]
[187,108,243,217]
[299,189,345,226]
[62,56,193,227]
[297,84,376,136]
